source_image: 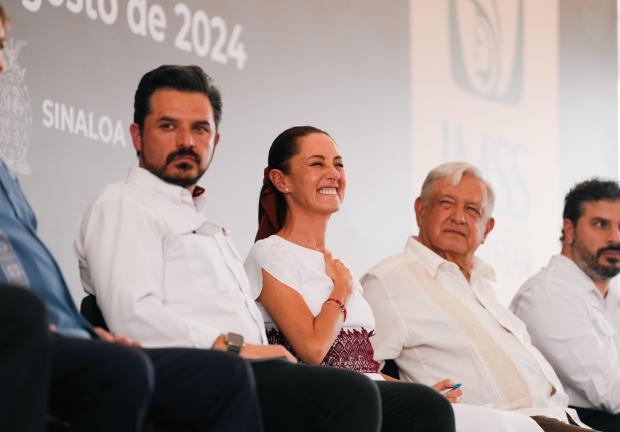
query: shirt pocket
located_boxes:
[162,231,229,295]
[592,307,616,337]
[592,307,619,363]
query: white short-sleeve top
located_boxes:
[245,235,380,374]
[245,235,375,330]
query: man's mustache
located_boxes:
[597,244,620,258]
[166,148,201,165]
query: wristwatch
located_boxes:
[224,332,244,355]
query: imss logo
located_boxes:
[0,39,32,174]
[449,0,524,104]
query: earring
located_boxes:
[285,188,289,193]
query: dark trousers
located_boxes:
[573,406,620,431]
[0,286,51,432]
[376,380,455,432]
[0,284,261,432]
[145,347,262,431]
[50,338,262,432]
[251,359,455,432]
[531,415,602,432]
[49,335,153,432]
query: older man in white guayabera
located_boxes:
[362,162,595,432]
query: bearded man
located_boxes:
[512,179,620,431]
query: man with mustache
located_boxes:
[0,7,263,432]
[511,179,620,431]
[76,64,386,432]
[363,162,593,432]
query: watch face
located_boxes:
[226,332,244,348]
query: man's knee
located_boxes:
[194,350,256,396]
[226,352,257,393]
[1,285,47,322]
[96,345,154,405]
[124,348,155,401]
[0,286,49,349]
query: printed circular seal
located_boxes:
[0,39,32,175]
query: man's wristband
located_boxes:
[323,298,347,322]
[224,332,244,355]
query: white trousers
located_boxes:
[453,404,544,432]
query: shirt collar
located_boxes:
[128,166,207,210]
[551,254,619,303]
[404,236,496,282]
[608,284,620,304]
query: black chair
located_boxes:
[79,294,191,432]
[45,295,108,432]
[381,359,400,380]
[47,415,71,432]
[80,294,108,330]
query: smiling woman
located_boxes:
[255,126,337,242]
[247,126,456,431]
[244,127,544,432]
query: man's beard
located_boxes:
[143,148,206,188]
[572,237,620,280]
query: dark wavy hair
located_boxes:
[561,178,620,241]
[133,65,222,134]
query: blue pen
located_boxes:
[443,383,461,393]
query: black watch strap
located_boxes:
[225,332,244,355]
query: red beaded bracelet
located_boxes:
[323,298,347,322]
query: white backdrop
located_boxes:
[1,0,617,305]
[410,0,559,303]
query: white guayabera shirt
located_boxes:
[512,254,620,413]
[362,237,581,423]
[75,167,267,348]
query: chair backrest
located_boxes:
[79,296,195,432]
[80,294,109,331]
[381,359,400,380]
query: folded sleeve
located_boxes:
[245,239,301,298]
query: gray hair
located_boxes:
[420,161,495,217]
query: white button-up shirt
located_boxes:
[75,167,267,348]
[362,237,572,420]
[511,254,620,413]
